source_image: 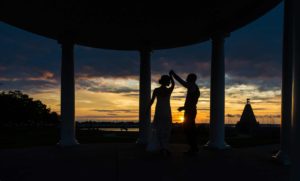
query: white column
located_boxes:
[136,48,151,145]
[57,39,78,146]
[291,0,300,180]
[205,32,230,149]
[273,0,292,165]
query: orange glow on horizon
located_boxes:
[25,78,281,124]
[174,116,184,123]
[180,116,184,122]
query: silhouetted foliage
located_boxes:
[0,90,59,128]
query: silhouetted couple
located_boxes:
[147,70,200,156]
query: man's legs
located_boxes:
[184,109,198,152]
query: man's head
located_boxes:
[186,73,197,83]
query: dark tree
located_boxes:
[0,90,59,128]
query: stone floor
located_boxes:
[0,143,290,181]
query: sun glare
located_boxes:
[179,116,184,123]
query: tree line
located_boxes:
[0,90,59,128]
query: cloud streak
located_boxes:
[92,109,138,113]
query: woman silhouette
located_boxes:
[147,74,174,155]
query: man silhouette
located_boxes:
[169,70,200,155]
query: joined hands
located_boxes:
[169,70,175,76]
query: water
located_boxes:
[80,128,139,132]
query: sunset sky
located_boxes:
[0,3,283,124]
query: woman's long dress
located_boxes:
[147,87,172,151]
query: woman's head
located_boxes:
[159,75,171,86]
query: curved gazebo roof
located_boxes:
[1,0,281,50]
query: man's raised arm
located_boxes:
[170,70,188,88]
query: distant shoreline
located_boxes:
[76,122,280,130]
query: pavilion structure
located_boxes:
[1,1,300,180]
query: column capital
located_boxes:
[211,31,230,40]
[58,30,75,45]
[139,45,153,53]
[138,38,153,53]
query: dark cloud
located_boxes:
[0,79,58,93]
[107,113,118,116]
[226,114,241,118]
[151,43,211,78]
[87,86,138,93]
[226,59,281,79]
[76,78,139,93]
[123,93,139,97]
[265,100,281,104]
[198,108,210,111]
[226,81,277,95]
[0,23,60,76]
[75,47,140,78]
[0,70,59,93]
[76,115,138,120]
[198,99,210,103]
[253,108,270,111]
[224,4,283,88]
[172,95,186,99]
[74,43,212,82]
[251,96,280,102]
[256,115,281,118]
[92,109,137,113]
